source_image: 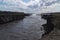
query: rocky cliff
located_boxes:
[41,12,60,40]
[41,12,60,29]
[0,11,30,24]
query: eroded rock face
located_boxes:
[41,14,54,35]
[41,12,60,30]
[0,15,25,24]
[0,11,31,24]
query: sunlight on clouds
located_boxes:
[20,0,40,6]
[0,0,41,13]
[0,0,60,13]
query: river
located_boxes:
[0,14,46,40]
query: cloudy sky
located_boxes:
[0,0,60,13]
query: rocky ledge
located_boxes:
[41,12,60,40]
[41,13,54,34]
[41,12,60,35]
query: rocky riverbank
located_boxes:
[0,11,60,40]
[0,11,31,24]
[41,12,60,40]
[41,14,54,35]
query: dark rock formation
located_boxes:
[41,13,54,35]
[51,13,60,29]
[41,12,60,31]
[41,12,60,29]
[0,11,31,24]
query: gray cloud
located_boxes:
[0,0,60,13]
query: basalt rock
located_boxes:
[0,11,31,24]
[41,13,54,35]
[42,12,60,29]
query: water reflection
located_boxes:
[0,14,46,40]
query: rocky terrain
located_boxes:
[0,11,60,40]
[41,12,60,40]
[0,11,30,24]
[41,12,60,30]
[41,28,60,40]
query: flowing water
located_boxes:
[0,14,46,40]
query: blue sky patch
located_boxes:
[22,0,31,3]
